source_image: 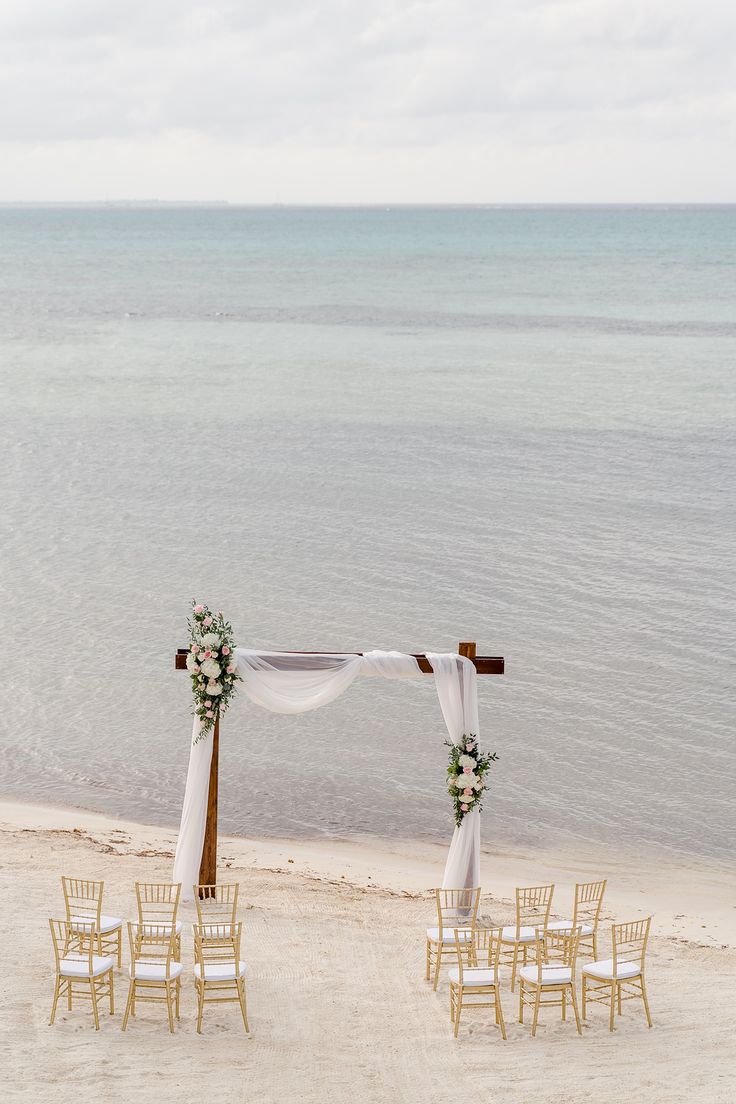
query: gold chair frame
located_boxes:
[135,882,182,961]
[500,883,555,991]
[519,927,582,1037]
[193,921,249,1034]
[122,922,181,1033]
[61,876,122,968]
[49,918,115,1030]
[582,917,653,1031]
[449,926,506,1040]
[193,882,239,932]
[425,887,481,991]
[547,879,606,959]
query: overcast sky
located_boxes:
[0,0,734,203]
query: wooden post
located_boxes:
[458,641,477,660]
[198,713,219,895]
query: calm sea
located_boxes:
[1,205,734,863]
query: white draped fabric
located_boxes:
[173,648,482,900]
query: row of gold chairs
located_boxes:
[426,884,653,1038]
[50,877,248,1033]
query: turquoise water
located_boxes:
[1,206,734,861]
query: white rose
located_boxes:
[186,653,198,672]
[458,754,477,770]
[201,633,221,648]
[459,773,478,788]
[461,791,476,802]
[206,681,223,696]
[201,658,221,679]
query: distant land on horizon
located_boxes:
[1,200,735,210]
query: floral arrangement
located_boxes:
[446,735,498,826]
[186,601,240,742]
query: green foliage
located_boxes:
[187,600,241,743]
[445,734,498,827]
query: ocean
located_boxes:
[1,204,734,863]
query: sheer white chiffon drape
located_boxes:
[173,649,483,899]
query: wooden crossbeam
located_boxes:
[176,640,504,891]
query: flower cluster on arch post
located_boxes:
[187,600,240,743]
[446,735,498,827]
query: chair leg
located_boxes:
[49,977,61,1025]
[122,981,135,1031]
[562,989,566,1021]
[518,980,524,1023]
[196,983,204,1034]
[117,929,122,969]
[641,976,653,1028]
[67,979,73,1011]
[496,990,507,1041]
[175,978,181,1020]
[432,945,442,991]
[108,970,115,1014]
[425,940,431,981]
[90,978,101,1031]
[582,976,587,1019]
[511,944,519,992]
[570,986,582,1035]
[165,983,175,1033]
[237,979,249,1032]
[608,983,616,1032]
[531,988,541,1037]
[453,989,462,1038]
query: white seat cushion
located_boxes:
[582,958,641,981]
[194,960,247,982]
[519,964,572,986]
[139,920,183,936]
[60,954,115,978]
[448,967,497,986]
[426,927,473,944]
[500,925,537,943]
[69,914,123,934]
[547,920,594,936]
[129,960,183,981]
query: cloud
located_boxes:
[0,0,734,199]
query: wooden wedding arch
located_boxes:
[175,641,505,887]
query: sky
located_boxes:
[0,0,734,203]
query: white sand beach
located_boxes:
[1,798,734,1104]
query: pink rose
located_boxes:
[193,604,204,614]
[226,664,234,674]
[461,804,469,812]
[191,644,198,653]
[463,788,472,797]
[203,650,212,659]
[193,664,200,673]
[206,710,214,719]
[203,616,212,626]
[463,766,472,774]
[465,743,474,752]
[222,645,230,655]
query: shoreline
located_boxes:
[2,795,734,948]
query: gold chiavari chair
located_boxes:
[500,883,554,991]
[135,882,182,960]
[193,882,239,934]
[518,927,582,1037]
[61,876,123,967]
[425,887,481,991]
[547,879,607,959]
[49,918,115,1030]
[582,916,653,1031]
[122,922,182,1033]
[449,926,506,1040]
[193,922,249,1034]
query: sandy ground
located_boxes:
[1,798,734,1104]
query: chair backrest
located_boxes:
[135,882,181,925]
[533,926,581,981]
[434,887,481,937]
[193,921,242,973]
[572,879,606,930]
[128,921,178,978]
[515,884,554,935]
[193,883,239,927]
[49,918,95,972]
[61,877,103,926]
[454,925,502,986]
[612,916,651,973]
